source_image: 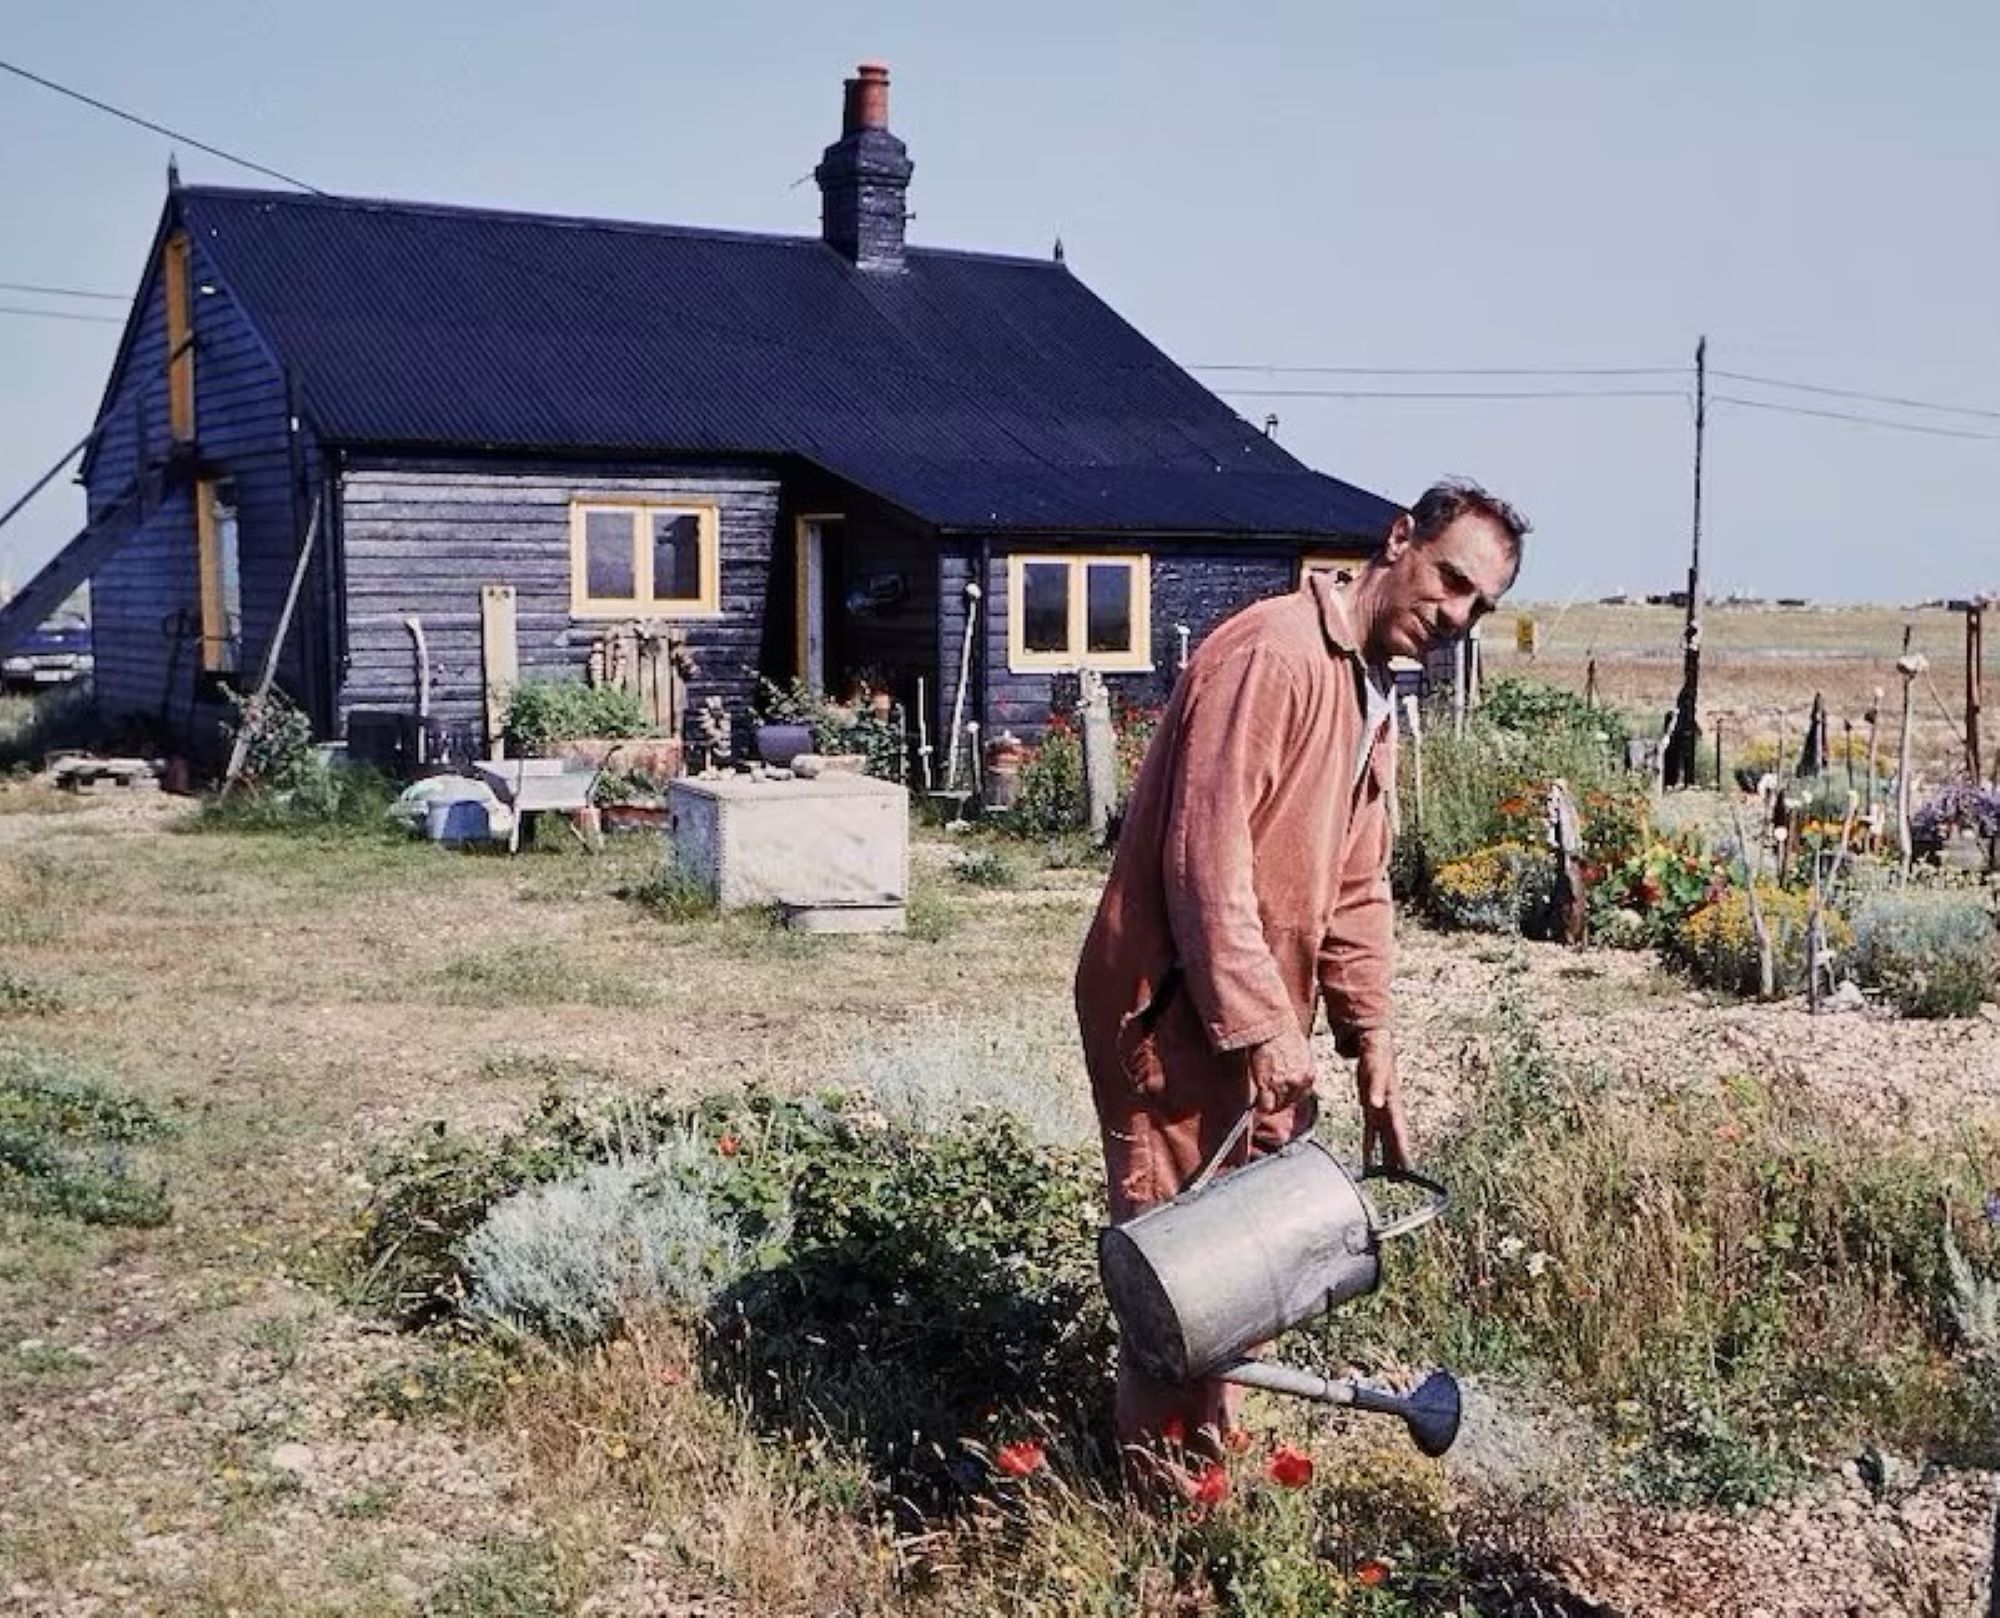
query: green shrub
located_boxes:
[1479,676,1629,754]
[351,1082,1113,1502]
[501,678,650,756]
[0,1043,171,1227]
[192,760,401,838]
[617,859,716,922]
[952,846,1020,888]
[1849,891,1997,1018]
[1008,725,1084,837]
[753,677,906,780]
[1428,841,1554,934]
[465,1128,782,1345]
[1593,835,1732,946]
[0,686,100,771]
[1667,884,1850,997]
[1398,686,1644,915]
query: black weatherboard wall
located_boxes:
[86,225,322,738]
[965,539,1332,741]
[333,460,779,735]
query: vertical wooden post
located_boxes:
[1403,693,1426,840]
[1665,336,1707,788]
[1966,603,1985,783]
[1864,687,1884,815]
[1080,668,1117,843]
[480,585,518,759]
[1894,652,1926,881]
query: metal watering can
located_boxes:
[1098,1110,1463,1457]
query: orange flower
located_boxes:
[1191,1464,1230,1507]
[1222,1426,1253,1454]
[995,1439,1046,1478]
[1355,1557,1392,1587]
[717,1134,741,1158]
[1266,1444,1314,1489]
[1158,1415,1187,1446]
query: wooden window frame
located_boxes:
[794,512,844,689]
[1005,552,1152,674]
[164,232,195,445]
[567,499,722,620]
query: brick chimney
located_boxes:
[815,62,913,271]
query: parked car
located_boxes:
[1,620,93,692]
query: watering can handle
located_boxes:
[1186,1108,1257,1198]
[1359,1166,1450,1241]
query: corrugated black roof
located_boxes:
[178,186,1396,536]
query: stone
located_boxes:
[268,1442,314,1474]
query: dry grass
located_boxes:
[1489,601,1998,779]
[0,785,1994,1614]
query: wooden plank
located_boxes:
[481,584,519,756]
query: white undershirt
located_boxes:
[1354,663,1395,793]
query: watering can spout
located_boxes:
[1216,1360,1463,1458]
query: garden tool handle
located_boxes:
[1359,1166,1450,1242]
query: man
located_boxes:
[1074,477,1527,1461]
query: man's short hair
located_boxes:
[1407,478,1530,558]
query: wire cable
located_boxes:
[1193,362,1681,379]
[0,58,328,195]
[0,303,122,326]
[1712,368,2000,423]
[1711,393,2000,443]
[0,280,124,302]
[1215,386,1689,401]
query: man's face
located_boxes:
[1367,512,1518,663]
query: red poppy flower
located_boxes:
[995,1439,1046,1478]
[717,1134,741,1158]
[1266,1444,1314,1489]
[1158,1415,1187,1446]
[1222,1426,1253,1454]
[1355,1557,1392,1587]
[1191,1464,1230,1507]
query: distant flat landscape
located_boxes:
[1485,601,1998,776]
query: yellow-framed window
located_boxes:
[1006,553,1151,674]
[1300,551,1371,586]
[568,500,722,619]
[164,232,195,445]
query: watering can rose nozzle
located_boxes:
[1216,1360,1463,1458]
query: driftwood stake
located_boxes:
[1894,652,1926,881]
[220,496,322,797]
[1730,803,1777,1000]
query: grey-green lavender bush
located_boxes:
[1848,891,1997,1019]
[464,1128,782,1344]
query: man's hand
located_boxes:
[1246,1027,1315,1115]
[1353,1029,1411,1170]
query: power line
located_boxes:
[1712,393,2000,442]
[0,304,122,326]
[1712,367,2000,423]
[1194,362,1680,378]
[1216,386,1689,401]
[0,280,123,302]
[0,58,328,195]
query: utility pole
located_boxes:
[1664,336,1707,789]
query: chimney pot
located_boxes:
[845,61,891,133]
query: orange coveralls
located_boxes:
[1074,570,1397,1440]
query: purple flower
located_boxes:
[1984,1190,2000,1228]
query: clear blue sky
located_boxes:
[2,1,1995,604]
